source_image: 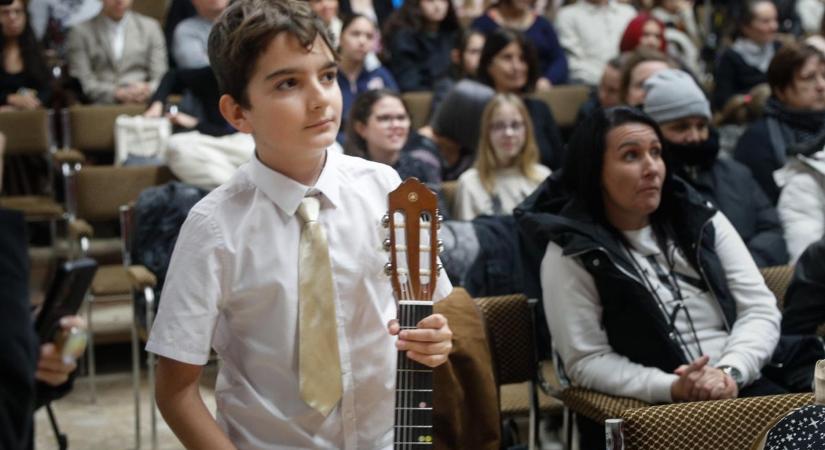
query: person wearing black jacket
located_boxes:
[0,208,83,449]
[643,68,788,267]
[782,237,825,336]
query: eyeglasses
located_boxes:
[489,120,525,133]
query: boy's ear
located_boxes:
[219,94,254,134]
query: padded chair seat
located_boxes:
[500,382,563,416]
[560,387,649,424]
[622,393,813,450]
[0,195,64,218]
[91,265,132,296]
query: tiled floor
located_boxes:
[34,366,217,450]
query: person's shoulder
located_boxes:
[470,12,496,30]
[533,163,552,177]
[130,11,163,31]
[612,1,637,15]
[186,165,257,223]
[457,167,480,182]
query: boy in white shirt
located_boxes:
[146,0,453,448]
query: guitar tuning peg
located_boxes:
[436,263,443,277]
[435,212,443,229]
[381,214,390,229]
[383,238,391,252]
[437,239,444,254]
[384,262,394,276]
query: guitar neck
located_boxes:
[394,301,434,448]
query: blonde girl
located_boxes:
[454,93,550,220]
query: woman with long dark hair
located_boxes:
[517,106,785,445]
[476,28,564,170]
[0,0,50,110]
[381,0,459,92]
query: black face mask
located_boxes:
[664,129,720,170]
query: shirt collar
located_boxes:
[249,149,342,216]
[102,12,129,30]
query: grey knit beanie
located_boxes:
[643,69,711,124]
[430,80,495,150]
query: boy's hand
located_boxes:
[388,314,453,368]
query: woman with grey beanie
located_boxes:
[643,68,788,267]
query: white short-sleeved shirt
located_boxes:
[146,150,452,449]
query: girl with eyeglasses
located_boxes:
[453,93,550,220]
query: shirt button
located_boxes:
[593,259,600,267]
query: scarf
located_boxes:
[731,38,775,73]
[665,129,720,173]
[764,97,825,146]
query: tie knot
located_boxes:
[297,196,320,224]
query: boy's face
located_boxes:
[229,33,342,166]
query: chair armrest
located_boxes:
[127,265,157,290]
[52,148,85,165]
[68,218,94,240]
[559,387,649,424]
[620,393,813,450]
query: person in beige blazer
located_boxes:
[66,0,167,104]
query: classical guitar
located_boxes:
[384,178,442,449]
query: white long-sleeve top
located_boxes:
[554,0,636,85]
[777,152,825,263]
[540,212,781,403]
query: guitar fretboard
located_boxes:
[394,301,434,448]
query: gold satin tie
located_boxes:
[296,195,342,416]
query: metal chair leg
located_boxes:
[131,301,142,450]
[144,287,157,449]
[528,381,538,450]
[85,293,97,404]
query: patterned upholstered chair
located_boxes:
[475,294,564,450]
[558,266,804,449]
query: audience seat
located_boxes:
[531,85,591,130]
[66,164,173,418]
[64,104,145,163]
[401,91,434,131]
[476,294,563,450]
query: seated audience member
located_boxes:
[145,67,230,137]
[777,149,825,263]
[382,0,459,92]
[345,89,439,184]
[735,43,825,203]
[554,0,636,85]
[339,0,392,28]
[713,0,780,110]
[620,47,676,106]
[26,0,100,53]
[619,13,667,54]
[337,14,397,142]
[309,0,342,45]
[797,0,824,35]
[431,28,485,115]
[782,237,825,336]
[144,67,254,189]
[576,56,623,122]
[164,0,196,64]
[1,208,86,449]
[651,0,700,45]
[172,0,227,68]
[477,28,564,170]
[414,79,495,182]
[66,0,167,104]
[454,93,550,220]
[518,106,786,444]
[1,0,51,110]
[470,0,568,89]
[644,69,788,267]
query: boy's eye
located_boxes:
[321,70,337,83]
[276,78,298,90]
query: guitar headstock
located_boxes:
[383,178,442,302]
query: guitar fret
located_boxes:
[396,389,432,392]
[396,407,432,410]
[397,369,429,372]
